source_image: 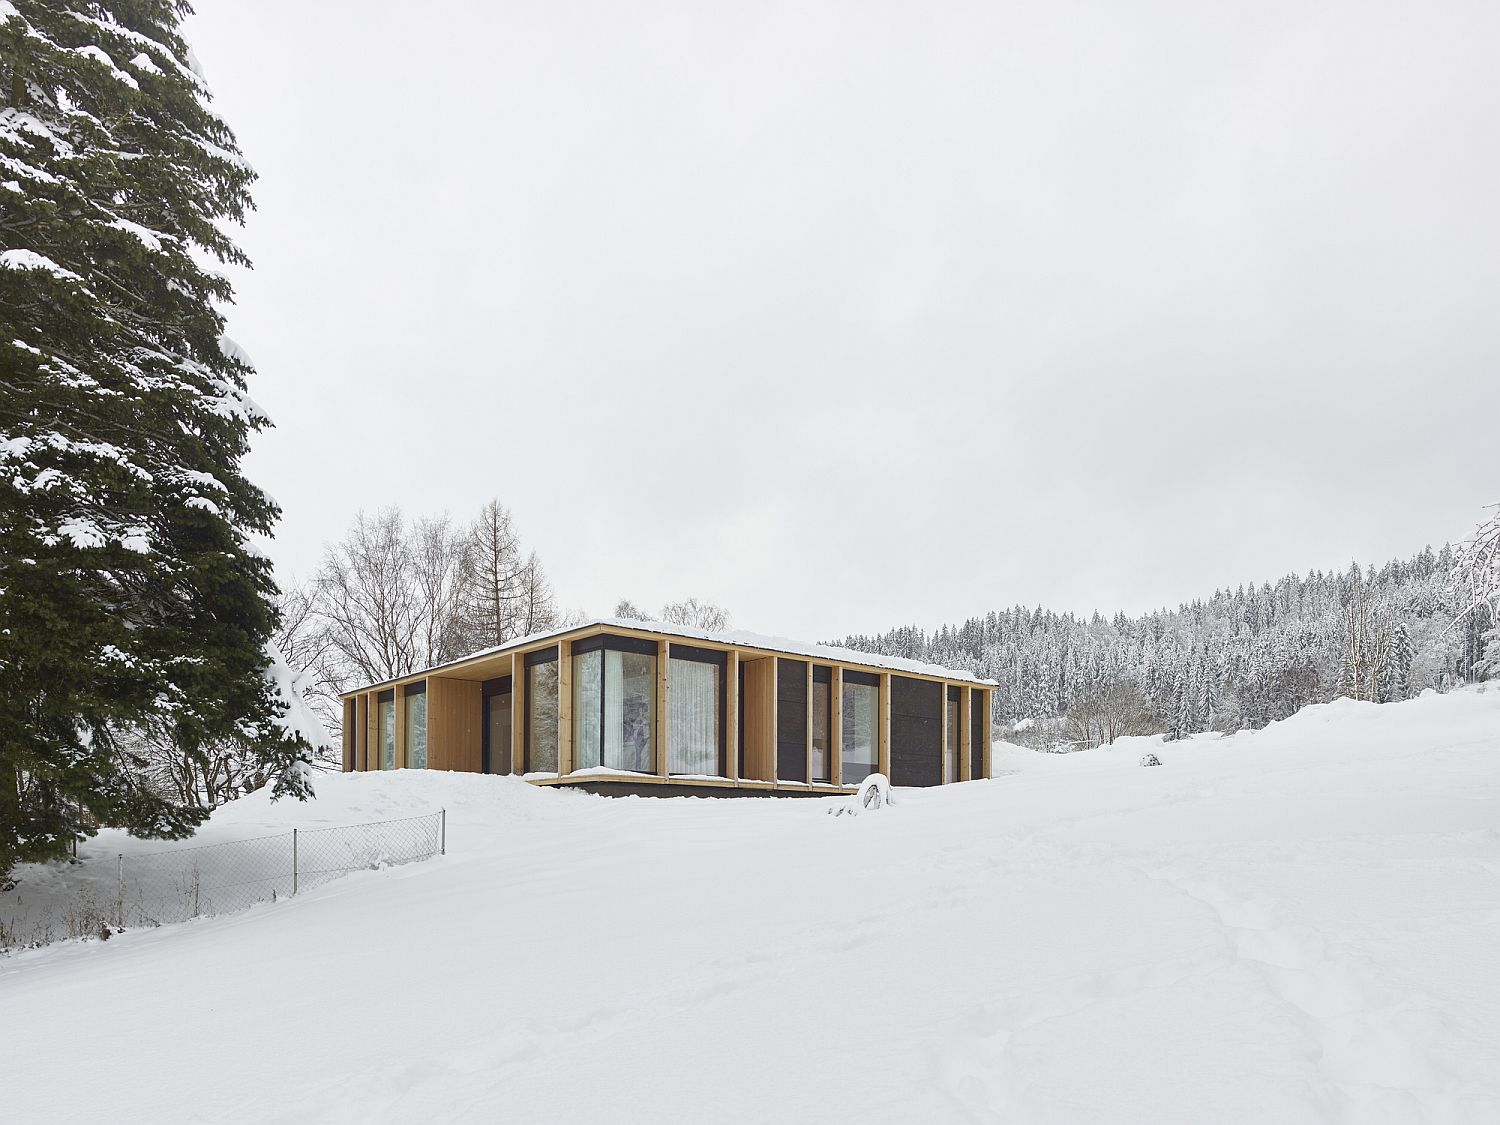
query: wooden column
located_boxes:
[354,695,367,772]
[724,650,739,780]
[657,639,671,778]
[878,673,891,779]
[959,685,973,781]
[980,689,992,780]
[939,683,950,784]
[395,687,408,770]
[364,692,377,770]
[512,653,526,774]
[558,639,573,776]
[805,661,815,784]
[830,666,843,787]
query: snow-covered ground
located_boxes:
[6,686,1500,1124]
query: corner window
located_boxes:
[574,636,657,773]
[404,683,428,769]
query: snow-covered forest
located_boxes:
[845,544,1497,740]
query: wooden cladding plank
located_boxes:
[427,677,482,773]
[741,657,776,782]
[724,650,740,781]
[510,652,524,775]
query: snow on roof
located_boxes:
[349,617,997,694]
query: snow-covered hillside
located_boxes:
[6,687,1500,1124]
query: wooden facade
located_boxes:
[339,621,997,797]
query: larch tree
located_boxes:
[0,1,317,878]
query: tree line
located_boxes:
[843,534,1499,749]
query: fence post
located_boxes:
[292,828,298,896]
[116,853,123,928]
[440,808,446,856]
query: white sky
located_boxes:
[186,0,1500,641]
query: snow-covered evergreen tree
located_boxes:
[0,1,315,876]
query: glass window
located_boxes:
[575,645,656,773]
[487,689,512,774]
[841,679,878,785]
[945,694,959,783]
[811,670,832,782]
[526,653,560,773]
[378,692,395,771]
[405,685,427,769]
[670,656,720,775]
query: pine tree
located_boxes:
[0,2,314,877]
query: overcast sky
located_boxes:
[185,0,1499,641]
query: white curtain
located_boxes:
[574,650,602,770]
[670,658,720,775]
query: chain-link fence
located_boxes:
[111,810,445,928]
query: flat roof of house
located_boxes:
[343,617,998,696]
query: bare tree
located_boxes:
[458,499,528,649]
[274,581,345,743]
[411,514,473,665]
[659,597,731,632]
[315,509,419,683]
[512,551,559,636]
[1062,679,1159,747]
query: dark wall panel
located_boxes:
[890,676,941,787]
[971,691,985,780]
[776,659,808,782]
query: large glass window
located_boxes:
[670,646,723,776]
[405,684,427,769]
[378,690,395,770]
[486,685,512,774]
[573,638,657,773]
[811,667,832,782]
[526,650,560,773]
[945,689,960,783]
[841,674,878,785]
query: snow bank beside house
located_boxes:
[4,686,1500,1123]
